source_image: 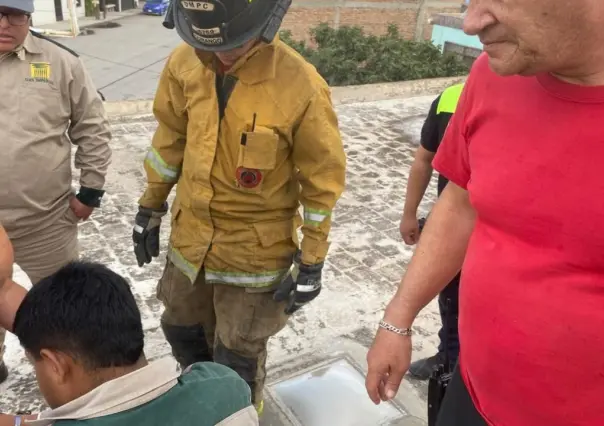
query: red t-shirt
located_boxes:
[433,54,604,426]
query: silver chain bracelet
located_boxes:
[379,320,413,337]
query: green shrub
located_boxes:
[279,23,469,86]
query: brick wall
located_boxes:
[281,0,463,43]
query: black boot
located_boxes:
[408,353,445,380]
[161,322,212,369]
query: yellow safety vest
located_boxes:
[436,83,465,115]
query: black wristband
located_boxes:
[76,187,105,208]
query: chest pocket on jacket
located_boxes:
[237,126,279,171]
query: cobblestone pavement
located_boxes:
[0,95,442,421]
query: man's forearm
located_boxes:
[402,160,434,218]
[74,138,111,193]
[387,183,475,326]
[0,279,27,332]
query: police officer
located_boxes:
[0,0,111,381]
[132,0,346,414]
[399,83,464,380]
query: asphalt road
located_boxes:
[56,13,183,101]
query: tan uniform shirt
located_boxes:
[0,33,112,239]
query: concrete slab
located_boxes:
[1,96,441,421]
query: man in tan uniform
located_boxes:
[133,0,346,415]
[0,0,112,381]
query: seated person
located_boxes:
[6,261,258,426]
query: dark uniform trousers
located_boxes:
[157,260,290,405]
[437,272,461,365]
[436,366,488,426]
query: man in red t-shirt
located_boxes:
[365,1,604,425]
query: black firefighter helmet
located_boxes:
[163,0,292,52]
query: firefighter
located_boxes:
[132,0,346,414]
[0,0,111,382]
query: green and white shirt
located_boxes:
[27,358,258,426]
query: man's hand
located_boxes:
[69,197,94,221]
[133,204,168,267]
[366,327,412,405]
[400,214,420,245]
[274,251,322,315]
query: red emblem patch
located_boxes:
[236,167,263,188]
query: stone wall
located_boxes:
[281,0,463,43]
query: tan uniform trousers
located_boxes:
[0,208,79,360]
[157,259,290,405]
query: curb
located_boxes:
[104,76,466,119]
[330,76,466,105]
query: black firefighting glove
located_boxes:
[274,250,323,315]
[133,203,168,267]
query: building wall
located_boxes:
[281,0,463,42]
[431,23,482,66]
[431,25,483,51]
[32,0,57,25]
[33,0,84,25]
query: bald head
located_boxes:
[463,0,604,84]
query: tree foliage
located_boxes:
[279,23,469,86]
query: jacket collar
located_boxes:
[23,33,42,55]
[196,36,279,85]
[29,358,180,425]
[7,33,42,61]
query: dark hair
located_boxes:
[13,261,144,369]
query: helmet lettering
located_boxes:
[181,1,215,11]
[192,25,221,36]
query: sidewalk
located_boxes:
[33,2,144,34]
[36,13,182,101]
